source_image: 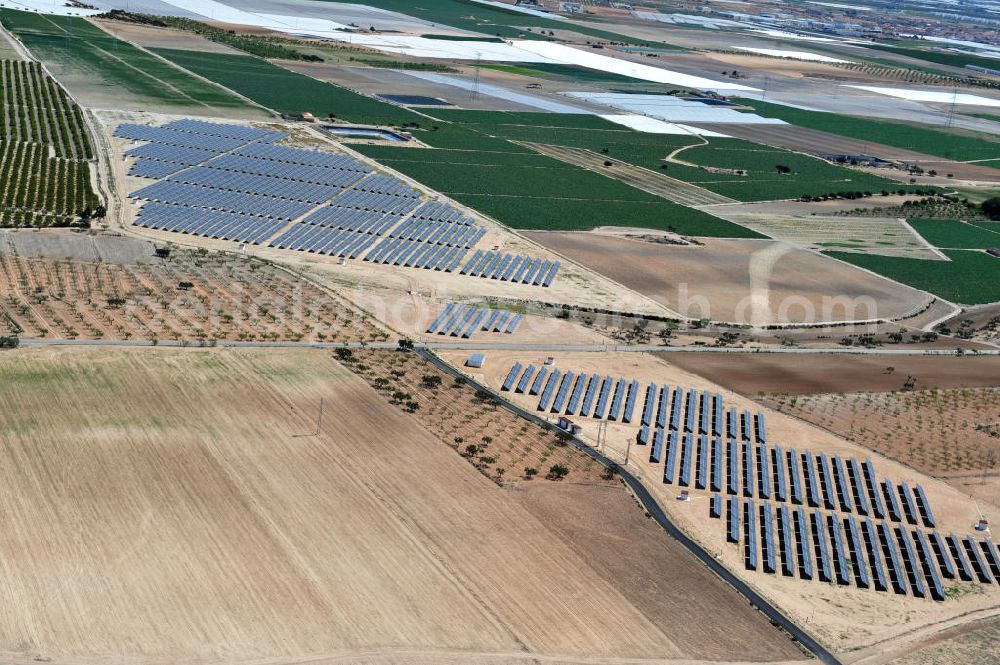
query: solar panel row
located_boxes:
[432,307,521,337]
[268,224,379,258]
[364,236,470,272]
[389,217,485,249]
[459,251,560,287]
[134,202,284,244]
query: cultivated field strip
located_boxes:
[519,141,737,207]
[0,59,99,227]
[0,348,699,661]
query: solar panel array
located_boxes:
[459,250,559,287]
[426,304,521,338]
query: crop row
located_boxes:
[0,60,92,159]
[0,141,98,216]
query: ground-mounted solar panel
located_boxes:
[757,443,771,499]
[713,392,723,436]
[608,379,626,421]
[727,408,738,440]
[879,521,908,594]
[515,365,536,394]
[685,391,697,433]
[831,456,854,513]
[450,306,477,336]
[593,376,613,419]
[899,482,919,525]
[812,509,832,583]
[501,363,523,392]
[761,502,777,574]
[913,484,936,528]
[669,388,682,432]
[462,308,488,338]
[772,446,787,502]
[947,534,975,581]
[745,499,758,571]
[742,440,754,498]
[579,375,600,417]
[699,391,710,435]
[649,428,663,463]
[663,431,678,483]
[846,457,870,516]
[754,412,766,443]
[914,530,946,600]
[795,507,813,579]
[728,438,739,496]
[741,409,752,442]
[541,260,559,287]
[803,451,820,508]
[481,309,501,332]
[711,436,723,492]
[964,536,993,583]
[696,435,708,490]
[816,453,836,510]
[929,531,956,579]
[622,380,640,423]
[638,425,651,447]
[529,366,548,396]
[679,433,694,487]
[981,540,1000,582]
[551,371,576,413]
[896,527,926,598]
[641,383,658,427]
[845,515,870,589]
[710,493,722,519]
[883,480,902,522]
[728,496,740,543]
[777,504,795,576]
[565,373,588,415]
[537,370,561,412]
[427,303,455,333]
[788,448,803,504]
[492,311,511,332]
[655,385,670,429]
[827,514,850,585]
[861,519,888,592]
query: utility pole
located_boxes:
[470,52,481,100]
[314,397,324,436]
[947,88,958,129]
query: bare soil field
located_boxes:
[0,250,387,343]
[92,19,242,54]
[525,232,930,324]
[0,346,805,664]
[763,388,1000,475]
[658,353,1000,395]
[883,615,1000,665]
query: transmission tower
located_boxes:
[946,88,958,129]
[470,53,482,100]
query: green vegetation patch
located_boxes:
[151,48,417,125]
[481,62,647,84]
[0,59,99,226]
[909,219,1000,249]
[734,97,1000,163]
[0,9,250,110]
[825,249,1000,304]
[867,43,1000,76]
[352,142,759,237]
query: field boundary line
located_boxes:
[416,347,842,665]
[899,219,949,260]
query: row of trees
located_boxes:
[0,141,99,215]
[0,60,93,159]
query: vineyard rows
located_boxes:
[0,59,99,227]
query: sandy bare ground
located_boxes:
[524,232,931,324]
[0,24,26,60]
[451,347,1000,656]
[92,19,244,54]
[696,209,938,259]
[657,353,1000,395]
[0,347,803,665]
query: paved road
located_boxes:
[417,349,843,665]
[14,337,1000,355]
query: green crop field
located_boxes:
[481,62,649,85]
[421,108,911,202]
[319,0,678,46]
[867,43,1000,76]
[825,250,1000,304]
[0,59,99,227]
[734,98,1000,163]
[0,9,250,110]
[909,219,1000,249]
[152,48,417,125]
[353,143,760,237]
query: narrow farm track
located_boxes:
[517,141,737,207]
